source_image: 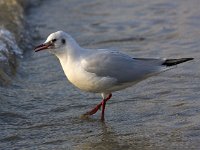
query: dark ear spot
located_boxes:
[52,39,57,42]
[61,39,66,44]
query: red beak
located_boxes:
[34,41,53,52]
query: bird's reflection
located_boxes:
[75,121,122,150]
[75,118,153,150]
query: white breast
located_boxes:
[59,57,117,93]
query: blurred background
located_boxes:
[0,0,200,149]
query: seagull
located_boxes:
[34,31,193,121]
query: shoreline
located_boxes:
[0,0,39,85]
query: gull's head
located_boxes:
[34,31,78,56]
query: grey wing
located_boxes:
[81,50,166,84]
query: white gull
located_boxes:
[34,31,193,121]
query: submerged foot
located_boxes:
[81,94,112,121]
[83,103,102,117]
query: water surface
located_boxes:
[1,0,200,149]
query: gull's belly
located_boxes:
[63,65,117,93]
[60,60,138,93]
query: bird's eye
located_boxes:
[61,39,66,44]
[52,39,57,42]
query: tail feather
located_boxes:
[162,58,193,66]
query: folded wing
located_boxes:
[81,50,167,84]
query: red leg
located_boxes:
[83,103,102,116]
[83,93,112,120]
[101,94,112,121]
[101,99,106,121]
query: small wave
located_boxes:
[0,134,22,142]
[0,111,27,121]
[95,36,145,44]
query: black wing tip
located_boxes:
[162,58,194,66]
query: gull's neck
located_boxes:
[55,39,87,81]
[55,39,84,66]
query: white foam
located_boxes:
[0,28,22,61]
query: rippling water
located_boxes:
[1,0,200,149]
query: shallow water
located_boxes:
[1,0,200,149]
